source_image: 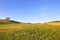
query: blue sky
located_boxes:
[0,0,60,23]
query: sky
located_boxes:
[0,0,60,23]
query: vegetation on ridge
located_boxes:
[0,18,20,24]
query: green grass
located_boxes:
[0,24,60,40]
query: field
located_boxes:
[0,24,60,40]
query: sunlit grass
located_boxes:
[0,24,60,40]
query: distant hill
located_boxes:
[43,20,60,25]
[48,20,60,23]
[0,19,21,24]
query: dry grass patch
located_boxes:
[0,26,24,32]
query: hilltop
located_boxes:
[0,17,60,25]
[0,17,21,24]
[42,20,60,25]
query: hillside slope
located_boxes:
[43,21,60,25]
[0,19,21,24]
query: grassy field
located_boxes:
[0,24,60,40]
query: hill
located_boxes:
[0,18,60,40]
[0,19,21,24]
[43,20,60,25]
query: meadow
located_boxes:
[0,24,60,40]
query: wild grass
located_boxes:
[0,24,60,40]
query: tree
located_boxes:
[6,17,10,20]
